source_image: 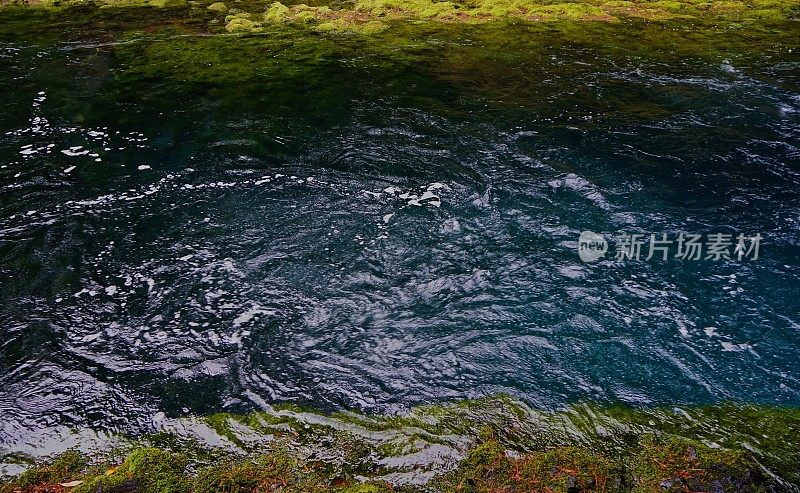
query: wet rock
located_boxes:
[465,478,478,493]
[659,477,686,491]
[566,474,578,493]
[710,479,725,493]
[85,478,138,493]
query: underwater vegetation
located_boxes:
[1,396,799,492]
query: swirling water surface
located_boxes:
[1,22,800,454]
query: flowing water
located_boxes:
[1,18,800,455]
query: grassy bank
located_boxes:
[2,397,799,492]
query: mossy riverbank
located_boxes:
[1,0,798,89]
[2,397,799,492]
[1,0,799,37]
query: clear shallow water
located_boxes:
[1,21,800,450]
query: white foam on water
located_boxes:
[81,332,102,343]
[61,147,90,156]
[720,341,754,353]
[233,305,276,327]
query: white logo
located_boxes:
[578,231,608,263]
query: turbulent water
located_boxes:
[1,20,800,456]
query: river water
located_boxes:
[1,19,799,451]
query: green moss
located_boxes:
[2,0,799,31]
[602,0,634,7]
[6,398,800,492]
[193,452,412,493]
[747,7,786,19]
[434,433,773,492]
[631,435,765,493]
[72,448,188,493]
[207,1,227,12]
[191,445,398,493]
[193,452,303,493]
[542,2,611,19]
[315,17,389,33]
[255,0,800,24]
[592,403,800,484]
[435,439,625,493]
[652,0,686,12]
[14,449,86,488]
[352,0,461,20]
[205,413,247,446]
[451,439,509,483]
[338,482,397,492]
[263,1,290,21]
[224,12,262,31]
[708,0,746,13]
[293,7,319,22]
